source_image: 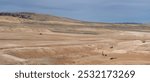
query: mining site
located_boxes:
[0,12,150,65]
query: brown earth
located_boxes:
[0,12,150,65]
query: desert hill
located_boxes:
[0,12,150,65]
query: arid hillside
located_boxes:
[0,12,150,65]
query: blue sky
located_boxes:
[0,0,150,23]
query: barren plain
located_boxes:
[0,12,150,65]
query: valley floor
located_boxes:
[0,28,150,65]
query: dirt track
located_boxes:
[0,13,150,65]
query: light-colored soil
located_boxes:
[0,13,150,65]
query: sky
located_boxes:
[0,0,150,23]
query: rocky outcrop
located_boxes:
[0,12,32,19]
